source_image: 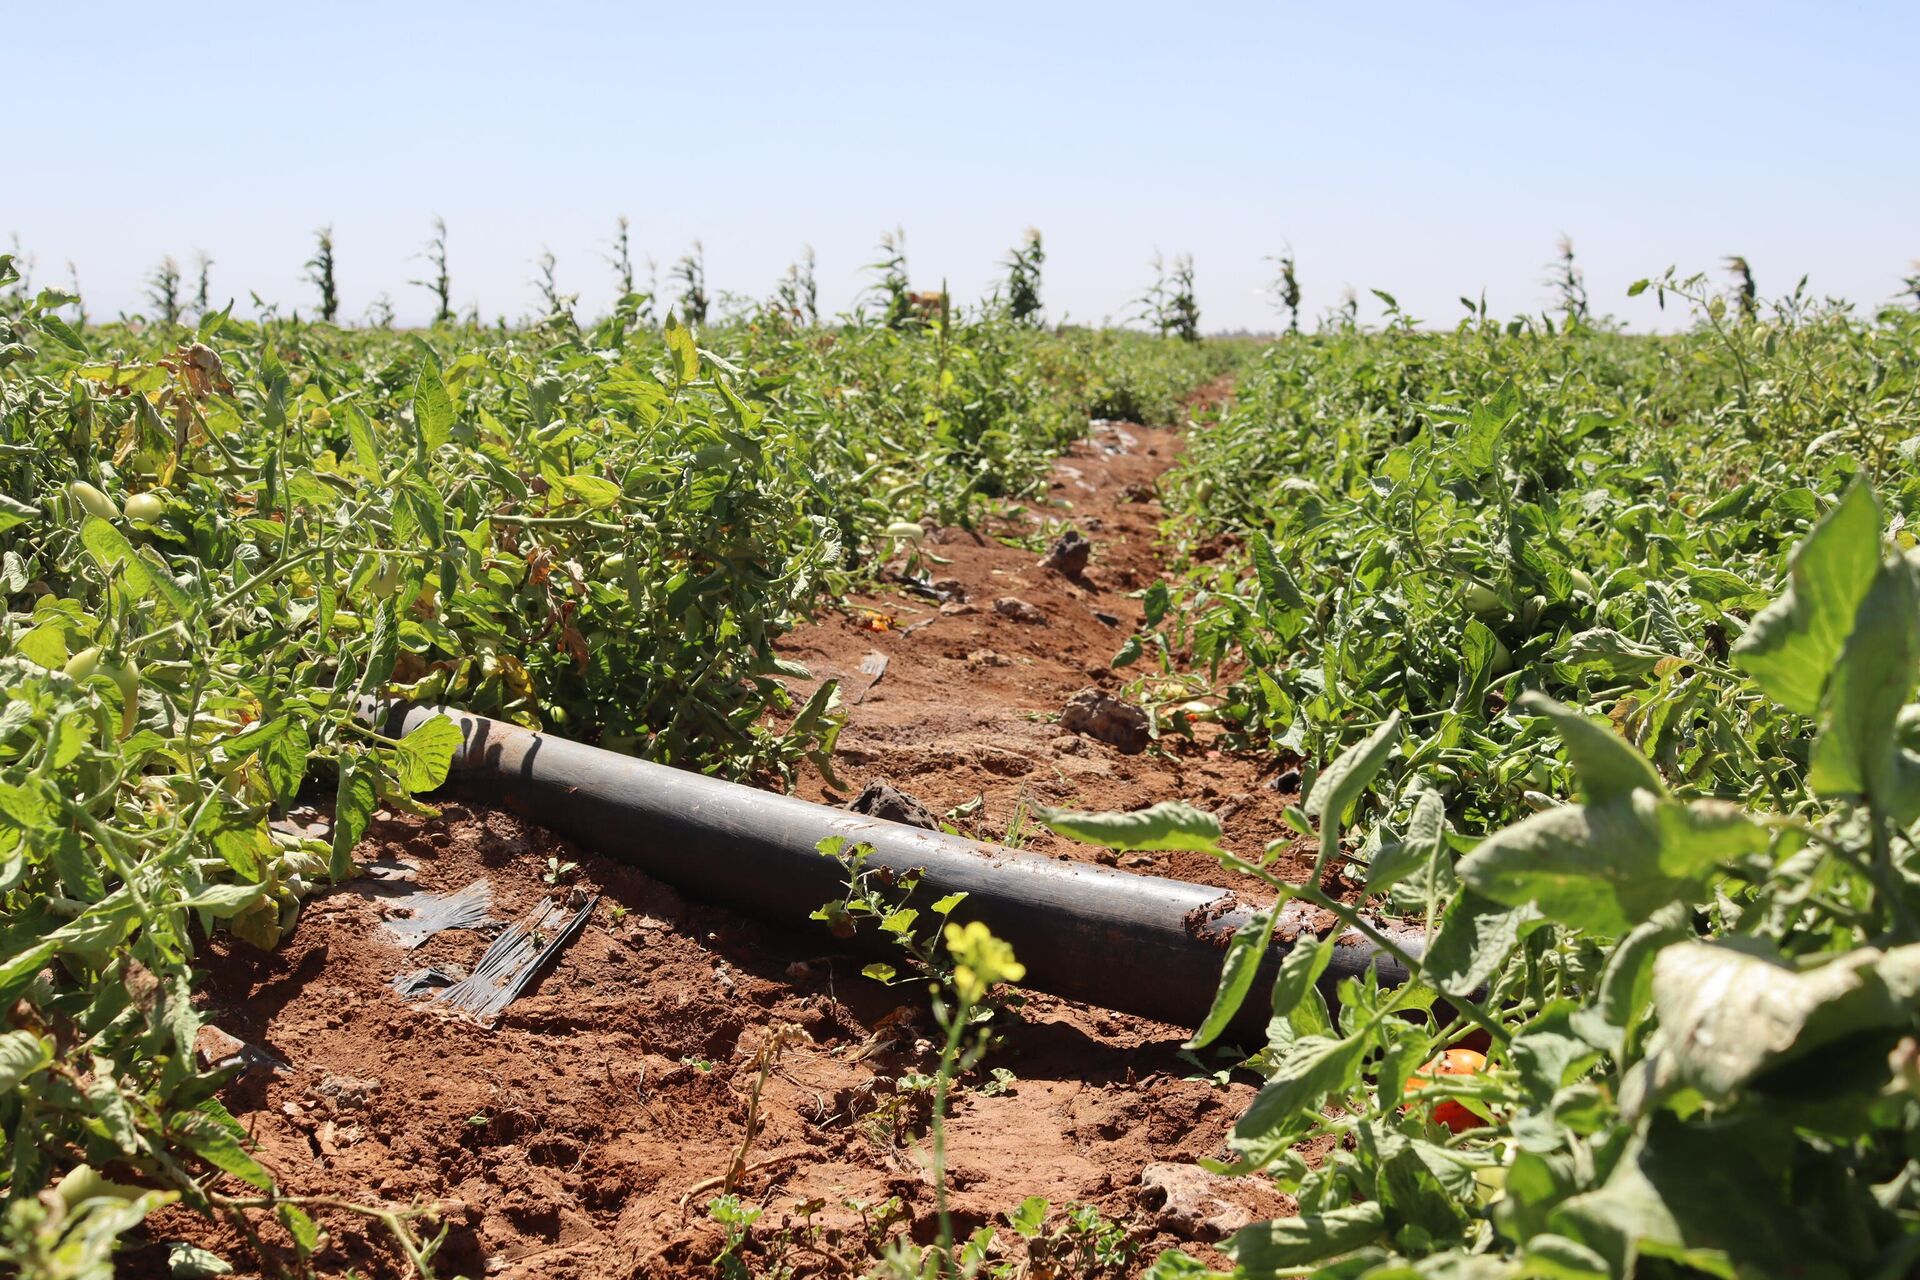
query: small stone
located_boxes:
[847,779,940,831]
[1059,688,1151,754]
[993,597,1047,625]
[195,1025,288,1077]
[1267,767,1303,793]
[968,649,1011,668]
[940,601,978,616]
[1139,1162,1261,1241]
[1037,530,1092,577]
[317,1074,381,1110]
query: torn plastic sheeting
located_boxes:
[425,894,599,1026]
[391,967,460,996]
[380,879,499,950]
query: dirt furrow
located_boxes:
[140,401,1323,1280]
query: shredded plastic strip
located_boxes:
[429,894,600,1026]
[379,879,498,950]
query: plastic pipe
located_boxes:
[364,703,1425,1036]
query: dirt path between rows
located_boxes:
[140,394,1330,1279]
[776,406,1305,888]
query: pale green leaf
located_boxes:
[0,1029,53,1092]
[413,361,456,450]
[1037,800,1222,853]
[393,715,462,793]
[1186,908,1275,1050]
[1223,1203,1386,1272]
[1732,482,1881,714]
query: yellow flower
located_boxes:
[943,921,1026,1004]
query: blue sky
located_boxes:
[10,2,1916,331]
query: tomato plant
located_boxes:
[0,247,1228,1272]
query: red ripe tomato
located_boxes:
[1406,1048,1487,1134]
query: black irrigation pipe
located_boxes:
[361,702,1428,1038]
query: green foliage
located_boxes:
[1119,280,1920,1277]
[0,268,1224,1270]
[1001,229,1044,326]
[1140,252,1201,343]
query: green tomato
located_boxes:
[65,646,140,737]
[123,492,167,522]
[368,561,403,599]
[1461,581,1504,617]
[68,481,119,522]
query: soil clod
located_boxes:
[1059,688,1151,754]
[993,596,1048,624]
[847,778,941,830]
[1037,528,1092,576]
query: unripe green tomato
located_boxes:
[55,1164,143,1210]
[65,646,140,737]
[1462,581,1503,616]
[63,646,102,682]
[68,481,119,521]
[1569,568,1597,600]
[123,492,167,522]
[1489,635,1514,675]
[368,561,403,599]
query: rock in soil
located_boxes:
[1139,1162,1269,1241]
[993,596,1048,625]
[1037,529,1092,576]
[1059,688,1151,754]
[847,778,940,830]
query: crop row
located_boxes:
[0,253,1227,1273]
[1098,276,1920,1277]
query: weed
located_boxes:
[673,240,708,326]
[1265,247,1301,334]
[306,226,340,323]
[411,214,453,324]
[1002,228,1044,326]
[145,255,181,326]
[1139,251,1200,342]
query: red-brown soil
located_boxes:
[137,400,1333,1278]
[777,415,1306,890]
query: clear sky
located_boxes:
[9,2,1916,332]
